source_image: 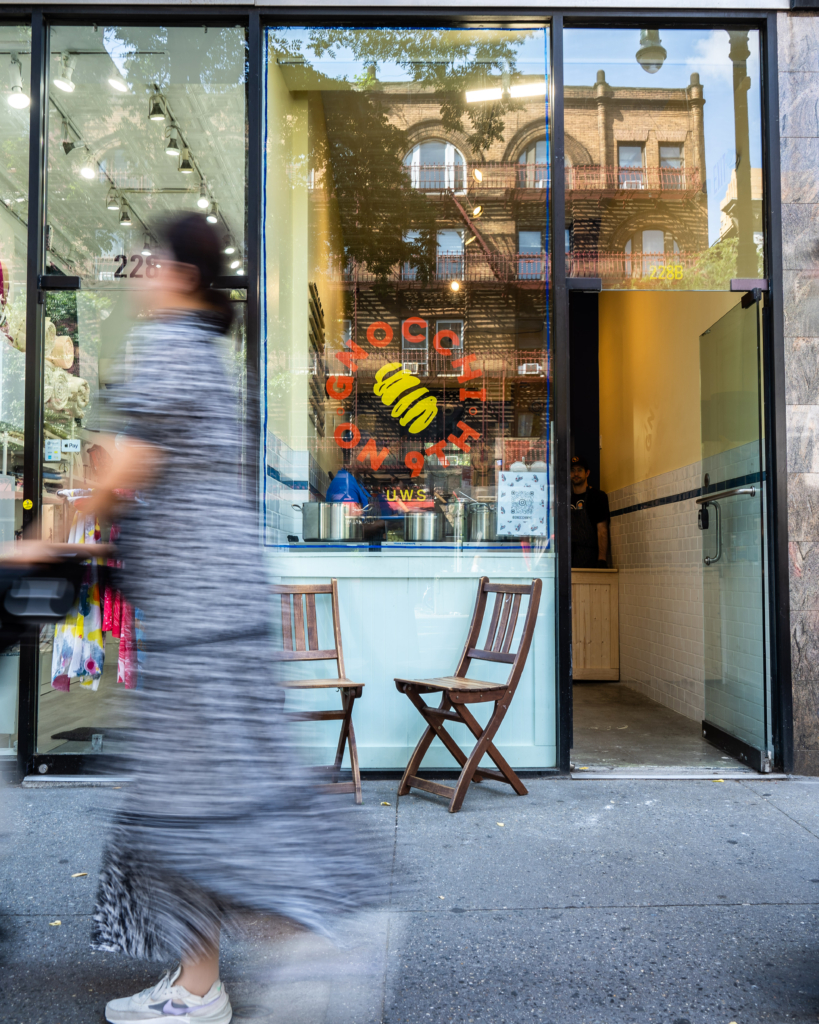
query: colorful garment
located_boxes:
[51,512,105,691]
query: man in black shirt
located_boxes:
[570,455,610,568]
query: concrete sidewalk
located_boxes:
[2,776,818,1024]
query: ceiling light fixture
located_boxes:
[230,258,241,270]
[165,126,180,157]
[472,168,483,183]
[106,187,120,211]
[464,235,477,245]
[148,86,166,121]
[197,182,209,209]
[636,29,667,74]
[178,147,194,174]
[141,233,152,257]
[206,201,219,224]
[108,71,129,93]
[450,280,461,292]
[510,81,547,99]
[465,86,502,104]
[119,203,133,227]
[61,121,79,156]
[223,235,235,255]
[80,153,96,180]
[54,53,77,93]
[7,54,30,109]
[472,205,482,218]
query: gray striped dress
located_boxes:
[91,310,383,960]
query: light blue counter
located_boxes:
[267,546,557,770]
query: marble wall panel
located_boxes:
[785,339,819,406]
[779,13,819,73]
[781,12,819,774]
[780,137,819,205]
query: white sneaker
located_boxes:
[104,966,232,1023]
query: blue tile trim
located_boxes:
[609,470,763,519]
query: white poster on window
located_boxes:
[497,470,547,537]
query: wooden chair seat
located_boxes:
[284,678,363,690]
[395,577,542,813]
[272,580,363,803]
[395,676,506,693]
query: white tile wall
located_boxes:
[265,432,330,545]
[610,445,768,736]
[609,460,706,721]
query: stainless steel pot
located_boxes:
[294,502,363,542]
[467,502,498,542]
[403,510,443,542]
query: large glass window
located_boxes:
[565,28,764,289]
[0,24,31,762]
[38,24,247,757]
[263,27,555,771]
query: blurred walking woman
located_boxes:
[86,215,378,1024]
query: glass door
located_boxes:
[36,22,247,764]
[698,294,772,771]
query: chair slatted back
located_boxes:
[270,579,346,678]
[456,577,542,695]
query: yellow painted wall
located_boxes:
[598,291,740,494]
[264,59,344,472]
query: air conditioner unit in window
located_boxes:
[622,179,644,190]
[518,362,543,376]
[402,362,425,375]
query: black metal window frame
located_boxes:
[8,7,789,781]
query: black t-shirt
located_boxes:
[570,487,610,526]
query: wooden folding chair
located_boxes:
[271,580,364,804]
[395,576,542,813]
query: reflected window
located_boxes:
[659,143,684,189]
[618,144,645,189]
[437,229,463,280]
[518,139,548,188]
[518,230,544,280]
[404,141,465,191]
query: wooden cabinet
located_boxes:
[571,568,619,681]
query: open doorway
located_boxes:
[569,289,772,775]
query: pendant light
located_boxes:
[108,71,129,93]
[197,181,209,209]
[636,29,667,74]
[178,147,194,174]
[7,54,30,109]
[147,86,166,121]
[119,203,133,227]
[165,126,180,157]
[229,258,242,271]
[206,201,219,224]
[222,235,235,255]
[141,233,152,257]
[53,54,77,93]
[61,120,79,156]
[80,150,96,180]
[106,187,120,211]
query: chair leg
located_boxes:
[456,702,528,797]
[333,690,353,778]
[448,701,524,813]
[398,697,439,796]
[347,713,362,805]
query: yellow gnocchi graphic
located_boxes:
[373,363,438,435]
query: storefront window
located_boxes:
[264,26,555,770]
[37,23,247,756]
[0,24,31,761]
[565,27,764,289]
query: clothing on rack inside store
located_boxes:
[51,512,105,691]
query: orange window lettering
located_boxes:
[334,423,361,449]
[326,375,353,399]
[448,421,480,453]
[451,353,482,384]
[367,321,394,348]
[356,438,390,471]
